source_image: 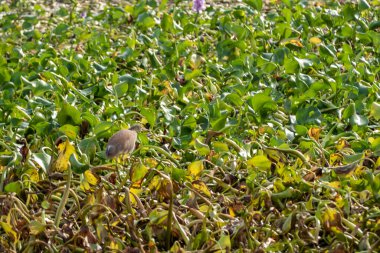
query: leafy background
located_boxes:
[0,0,379,252]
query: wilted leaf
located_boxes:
[192,180,211,197]
[53,139,75,172]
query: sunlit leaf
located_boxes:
[370,102,380,121]
[308,127,321,141]
[309,37,322,45]
[195,138,210,156]
[4,181,22,194]
[130,162,149,186]
[188,161,204,179]
[0,221,19,243]
[54,139,75,172]
[247,155,271,170]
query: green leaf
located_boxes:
[53,23,69,35]
[370,102,380,120]
[296,106,321,125]
[212,142,229,152]
[247,155,271,170]
[358,0,370,11]
[5,181,23,194]
[195,138,210,156]
[59,124,79,139]
[57,102,82,126]
[69,154,90,174]
[141,107,157,128]
[78,138,97,161]
[248,93,277,115]
[243,0,262,11]
[137,13,155,29]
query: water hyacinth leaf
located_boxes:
[309,37,322,45]
[129,187,143,205]
[370,102,380,120]
[141,107,157,128]
[296,106,321,125]
[130,162,149,185]
[57,102,82,126]
[137,13,155,28]
[94,121,114,139]
[78,138,97,162]
[294,57,313,69]
[192,180,211,197]
[54,139,76,172]
[69,154,89,174]
[29,220,46,235]
[32,153,51,173]
[4,181,23,194]
[247,155,271,170]
[308,127,321,141]
[248,93,277,115]
[243,0,262,10]
[370,137,380,152]
[24,168,39,183]
[188,160,204,179]
[0,222,19,243]
[80,170,100,191]
[195,138,210,156]
[212,142,229,152]
[59,124,79,139]
[216,233,231,250]
[53,23,69,35]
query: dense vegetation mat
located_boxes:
[0,0,379,252]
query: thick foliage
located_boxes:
[0,0,379,252]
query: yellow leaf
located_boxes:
[130,162,149,186]
[328,181,341,188]
[375,157,380,169]
[84,170,100,186]
[24,168,39,182]
[336,139,349,151]
[192,180,211,197]
[129,187,143,205]
[309,37,322,45]
[148,175,161,191]
[80,180,90,191]
[54,139,75,172]
[0,221,19,243]
[308,127,321,141]
[329,153,343,166]
[228,207,236,217]
[187,161,204,179]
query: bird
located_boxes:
[105,124,143,160]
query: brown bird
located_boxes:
[105,124,143,160]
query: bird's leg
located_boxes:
[116,157,122,184]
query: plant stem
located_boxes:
[55,168,72,228]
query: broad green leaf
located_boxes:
[195,138,210,156]
[4,181,22,194]
[59,124,79,139]
[69,154,89,174]
[57,102,82,126]
[370,102,380,120]
[247,155,271,170]
[248,93,277,115]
